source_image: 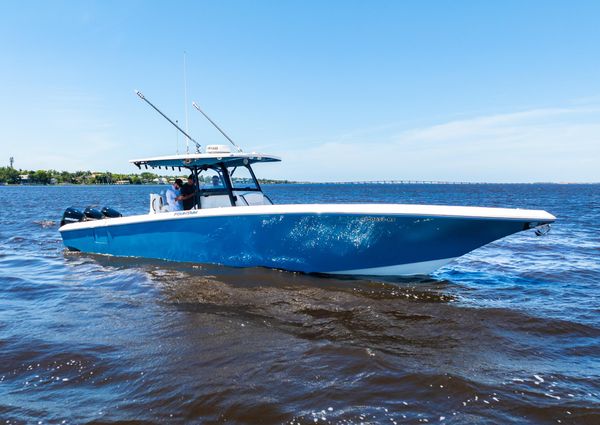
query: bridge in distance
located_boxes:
[315,180,486,185]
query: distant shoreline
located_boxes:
[1,181,598,186]
[2,167,598,186]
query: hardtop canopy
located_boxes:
[130,152,281,170]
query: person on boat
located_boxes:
[165,179,183,211]
[212,175,221,187]
[178,175,197,210]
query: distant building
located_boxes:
[115,180,130,185]
[19,174,29,184]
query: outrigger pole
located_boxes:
[192,101,243,152]
[135,90,202,153]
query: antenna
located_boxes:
[135,90,202,153]
[175,120,179,154]
[192,101,243,152]
[9,157,14,168]
[183,52,190,154]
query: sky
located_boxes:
[0,0,599,182]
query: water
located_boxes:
[1,184,599,424]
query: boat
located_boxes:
[58,93,556,276]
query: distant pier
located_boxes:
[316,180,486,185]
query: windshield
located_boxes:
[228,165,259,191]
[198,167,226,191]
[194,164,260,194]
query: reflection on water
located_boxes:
[1,184,599,423]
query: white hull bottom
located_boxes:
[328,257,457,276]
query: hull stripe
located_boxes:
[329,258,457,276]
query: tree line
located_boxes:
[0,167,167,185]
[0,167,296,185]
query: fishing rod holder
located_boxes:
[135,90,202,153]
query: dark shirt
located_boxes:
[180,182,196,210]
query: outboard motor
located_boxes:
[101,207,122,218]
[60,207,85,227]
[83,207,104,221]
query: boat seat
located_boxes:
[149,193,169,214]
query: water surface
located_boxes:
[1,184,599,424]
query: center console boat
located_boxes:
[58,92,555,276]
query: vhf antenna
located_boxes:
[192,101,243,152]
[183,52,190,154]
[135,90,202,153]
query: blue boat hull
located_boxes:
[59,209,547,275]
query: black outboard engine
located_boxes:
[60,206,121,227]
[101,207,122,218]
[60,207,85,227]
[83,207,104,221]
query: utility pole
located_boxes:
[9,157,14,168]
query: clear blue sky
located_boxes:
[1,0,599,182]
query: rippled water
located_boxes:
[1,184,599,424]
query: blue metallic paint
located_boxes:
[60,213,535,274]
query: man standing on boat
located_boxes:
[177,175,197,210]
[165,179,183,211]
